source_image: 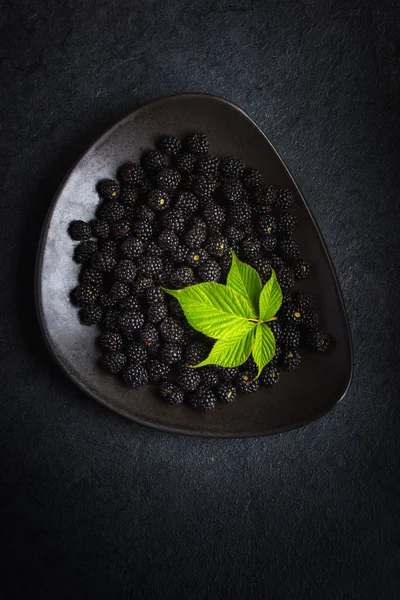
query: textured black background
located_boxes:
[1,1,400,598]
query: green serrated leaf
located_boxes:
[193,327,257,368]
[252,324,276,377]
[258,268,283,322]
[162,282,257,339]
[226,250,262,313]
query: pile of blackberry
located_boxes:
[69,132,331,411]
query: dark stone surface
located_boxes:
[1,1,399,598]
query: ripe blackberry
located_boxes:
[125,342,148,363]
[270,344,282,366]
[293,291,315,311]
[113,260,137,283]
[277,188,294,210]
[157,228,178,251]
[120,236,145,259]
[101,351,127,374]
[277,213,297,235]
[172,266,196,287]
[100,331,124,352]
[193,175,217,201]
[132,219,153,241]
[196,156,220,178]
[203,202,226,230]
[216,383,237,403]
[198,259,221,282]
[184,342,209,366]
[91,251,117,273]
[118,310,145,333]
[185,226,207,249]
[302,309,319,329]
[225,226,244,245]
[157,135,182,156]
[148,302,168,323]
[109,281,130,301]
[267,319,282,342]
[97,179,120,200]
[159,317,185,343]
[277,266,295,291]
[293,259,311,280]
[220,179,244,204]
[73,283,99,307]
[199,366,219,388]
[261,236,278,254]
[174,191,198,217]
[218,253,233,276]
[100,240,118,256]
[159,381,185,404]
[148,189,171,211]
[142,150,167,171]
[213,366,239,382]
[306,328,330,352]
[219,157,245,179]
[186,132,209,155]
[156,168,181,190]
[80,305,103,325]
[74,241,99,264]
[118,162,144,186]
[98,293,118,308]
[259,365,280,386]
[121,363,149,387]
[177,368,201,392]
[111,219,132,239]
[280,239,300,261]
[242,168,262,190]
[186,248,208,268]
[162,210,186,234]
[119,186,139,206]
[168,297,184,317]
[69,220,92,241]
[271,254,285,270]
[189,387,216,411]
[281,304,305,325]
[99,201,125,223]
[161,342,183,365]
[206,235,228,257]
[241,237,262,262]
[140,255,163,278]
[148,359,170,382]
[147,242,163,258]
[168,244,186,266]
[281,325,301,349]
[281,349,301,370]
[145,286,165,303]
[281,291,293,306]
[237,372,260,394]
[252,257,272,282]
[103,308,120,332]
[139,323,159,348]
[175,152,197,174]
[91,219,110,240]
[229,201,252,227]
[257,214,277,237]
[135,205,156,223]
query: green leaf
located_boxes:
[226,250,262,313]
[193,327,256,368]
[162,282,257,340]
[258,269,283,322]
[252,324,276,377]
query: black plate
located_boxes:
[35,93,353,437]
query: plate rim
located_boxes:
[35,92,354,438]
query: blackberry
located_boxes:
[277,188,294,210]
[119,186,139,206]
[175,191,199,216]
[199,366,219,388]
[257,214,277,237]
[267,319,282,342]
[118,310,145,333]
[198,259,221,282]
[168,297,185,317]
[100,240,118,256]
[189,387,216,411]
[100,331,124,352]
[80,305,103,325]
[121,363,149,387]
[277,213,297,235]
[91,251,117,273]
[281,325,301,349]
[203,202,226,230]
[193,175,217,201]
[177,368,201,392]
[241,237,262,262]
[132,219,153,241]
[225,226,244,245]
[237,372,260,394]
[240,357,259,379]
[259,365,280,386]
[139,323,159,348]
[264,184,278,204]
[145,286,165,303]
[157,135,182,156]
[191,217,208,232]
[159,381,185,405]
[98,293,118,308]
[270,344,282,366]
[180,172,196,191]
[229,201,252,227]
[302,309,319,329]
[162,210,186,234]
[103,308,120,332]
[148,359,170,382]
[74,241,99,264]
[114,260,137,283]
[159,317,185,343]
[219,157,245,179]
[186,248,208,268]
[109,281,130,301]
[252,257,272,282]
[184,342,209,366]
[91,219,110,240]
[148,302,168,323]
[261,235,278,253]
[280,239,300,261]
[185,226,207,249]
[281,291,293,306]
[125,342,148,363]
[99,201,125,223]
[135,205,156,223]
[118,163,144,186]
[242,168,262,190]
[97,179,120,200]
[277,266,295,291]
[306,328,330,352]
[292,291,315,311]
[206,235,228,257]
[172,266,196,287]
[148,189,171,211]
[139,178,154,196]
[186,132,209,155]
[293,259,311,280]
[111,219,132,239]
[218,252,233,275]
[140,255,163,278]
[175,152,197,174]
[281,349,301,370]
[216,383,237,403]
[281,304,305,325]
[101,351,127,374]
[213,366,239,382]
[161,342,183,365]
[196,156,220,178]
[271,254,285,270]
[69,220,92,241]
[73,283,99,307]
[142,150,167,171]
[120,236,144,259]
[158,228,179,251]
[220,179,244,204]
[121,295,143,313]
[156,167,181,190]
